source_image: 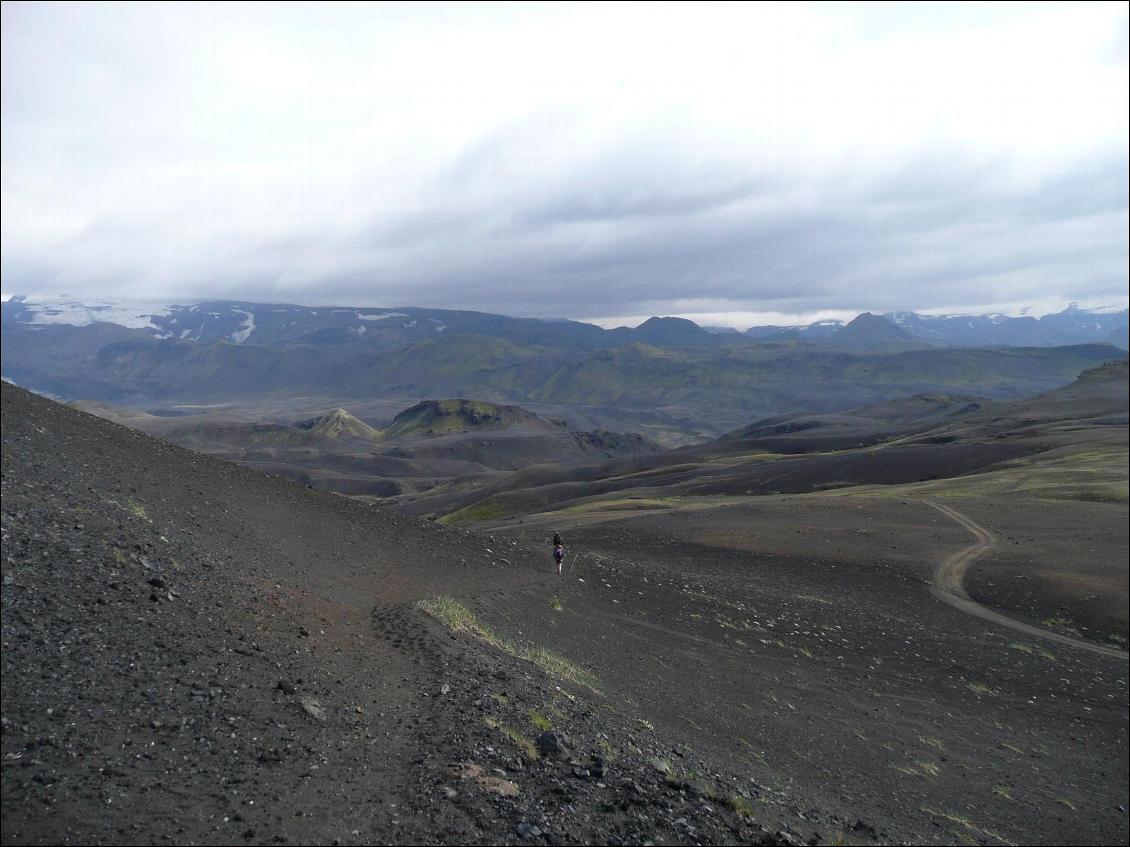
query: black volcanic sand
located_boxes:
[492,497,1129,846]
[5,382,1128,845]
[1,383,804,846]
[958,499,1129,647]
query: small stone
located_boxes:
[536,731,569,759]
[148,576,166,589]
[299,696,326,721]
[649,757,672,775]
[277,680,298,695]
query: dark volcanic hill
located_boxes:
[382,398,554,438]
[0,382,792,846]
[68,396,661,499]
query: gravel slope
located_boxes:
[1,383,799,846]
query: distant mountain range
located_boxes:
[746,303,1129,349]
[5,295,1126,350]
[3,296,1126,438]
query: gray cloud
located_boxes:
[2,3,1127,325]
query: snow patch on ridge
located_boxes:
[228,309,255,343]
[15,297,181,333]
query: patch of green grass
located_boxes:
[967,681,997,696]
[528,709,553,731]
[993,785,1014,800]
[727,794,756,818]
[636,718,655,732]
[110,548,130,566]
[563,497,681,514]
[437,498,510,526]
[500,725,538,760]
[1042,615,1083,638]
[1008,642,1057,661]
[415,596,599,691]
[483,716,538,758]
[872,444,1129,504]
[549,595,563,612]
[490,692,509,706]
[920,806,1017,846]
[897,761,940,778]
[120,498,148,520]
[1057,797,1077,812]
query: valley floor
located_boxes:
[482,494,1129,845]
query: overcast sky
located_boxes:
[2,2,1127,327]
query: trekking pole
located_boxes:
[567,551,582,577]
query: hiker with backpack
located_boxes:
[552,531,565,575]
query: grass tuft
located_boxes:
[500,725,538,759]
[415,596,599,691]
[1008,642,1057,661]
[727,794,756,818]
[528,709,553,731]
[967,681,997,696]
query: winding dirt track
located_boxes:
[924,499,1129,661]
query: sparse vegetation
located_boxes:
[1008,642,1057,661]
[727,794,756,818]
[1042,614,1083,638]
[897,761,940,778]
[123,498,148,520]
[500,724,538,759]
[415,596,599,690]
[918,736,946,751]
[437,498,509,526]
[528,709,553,731]
[563,497,681,514]
[920,807,1017,846]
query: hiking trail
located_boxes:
[923,499,1128,661]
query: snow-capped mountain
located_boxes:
[886,305,1128,348]
[738,305,1127,349]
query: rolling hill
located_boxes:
[418,360,1128,524]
